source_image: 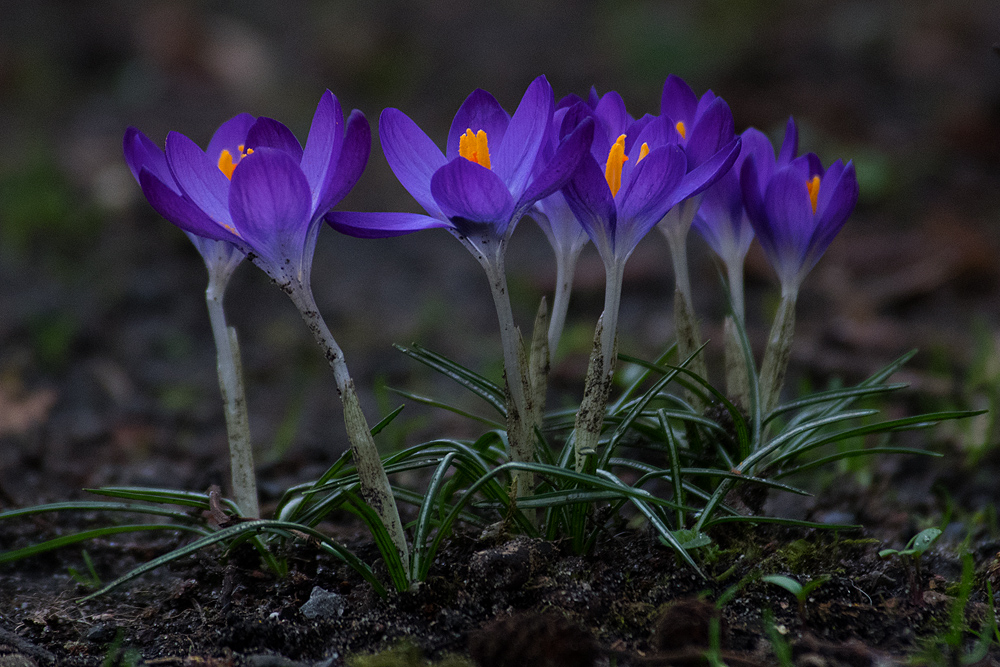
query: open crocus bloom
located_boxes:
[741,140,859,297]
[557,89,739,374]
[326,76,593,268]
[123,90,370,291]
[561,88,739,281]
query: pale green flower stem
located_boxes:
[723,260,750,412]
[572,262,624,471]
[205,272,258,519]
[547,244,585,358]
[659,202,708,405]
[759,289,798,414]
[481,258,535,500]
[288,286,410,574]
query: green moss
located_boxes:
[346,640,474,667]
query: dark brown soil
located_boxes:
[2,444,1000,667]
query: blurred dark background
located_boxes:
[2,0,1000,504]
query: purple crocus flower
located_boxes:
[656,75,740,296]
[327,77,595,493]
[692,119,799,320]
[124,90,370,292]
[741,127,859,297]
[559,88,739,373]
[327,76,593,265]
[740,119,858,412]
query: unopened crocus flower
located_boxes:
[741,119,859,411]
[328,76,595,497]
[125,92,411,574]
[656,75,739,391]
[559,89,739,467]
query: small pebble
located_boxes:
[299,586,344,619]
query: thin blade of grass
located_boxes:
[79,520,386,601]
[394,343,506,415]
[774,447,942,478]
[341,491,409,592]
[0,524,210,564]
[0,501,202,525]
[388,388,504,429]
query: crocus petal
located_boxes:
[493,75,553,198]
[561,154,617,260]
[430,158,515,237]
[660,75,698,124]
[327,211,450,238]
[685,97,736,167]
[380,108,448,219]
[124,127,174,187]
[244,117,304,163]
[206,113,256,165]
[593,90,632,138]
[300,90,346,197]
[777,117,798,165]
[165,131,234,226]
[514,116,594,216]
[313,109,370,218]
[228,147,312,269]
[675,137,741,202]
[446,89,510,160]
[808,161,858,258]
[138,168,242,244]
[616,145,688,233]
[621,114,680,184]
[762,165,815,280]
[740,155,766,226]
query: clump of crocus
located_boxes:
[656,75,739,397]
[741,118,859,412]
[328,76,594,500]
[559,86,739,469]
[691,119,798,409]
[124,91,410,572]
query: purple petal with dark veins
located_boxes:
[228,148,312,269]
[616,144,688,234]
[380,108,448,219]
[493,75,552,198]
[300,90,345,198]
[561,153,617,260]
[313,109,370,218]
[684,97,735,168]
[430,158,515,237]
[165,131,233,226]
[138,168,242,245]
[515,116,594,217]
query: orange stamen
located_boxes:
[637,142,650,163]
[459,129,491,169]
[218,144,253,180]
[675,121,687,140]
[807,174,821,214]
[604,134,629,196]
